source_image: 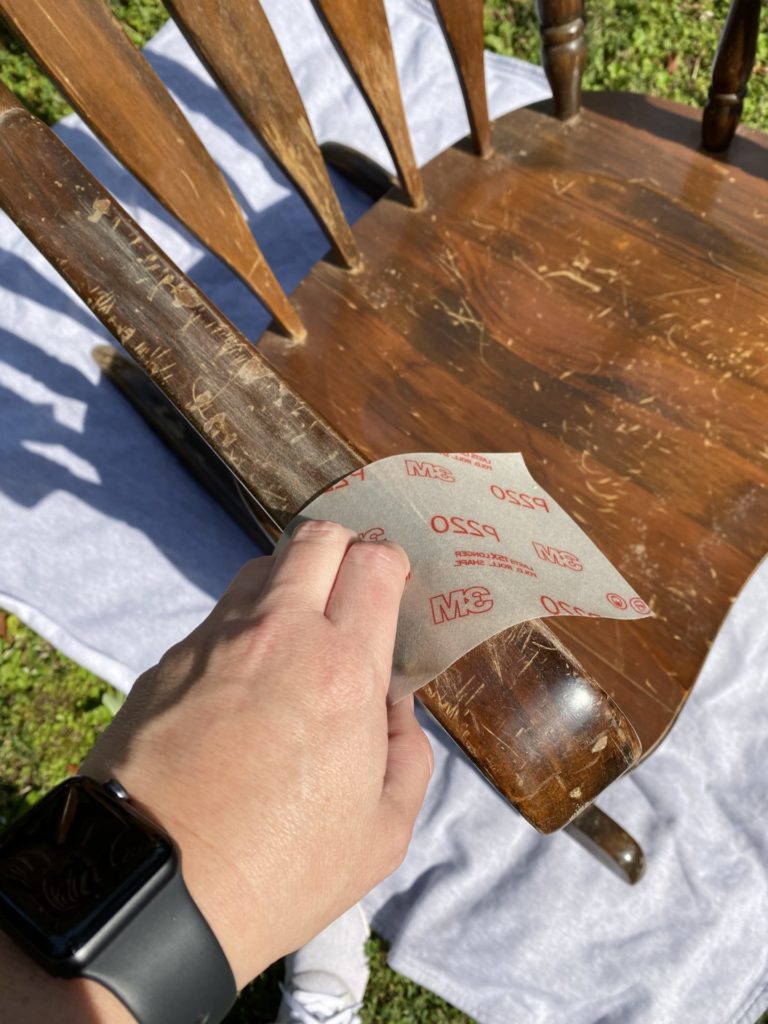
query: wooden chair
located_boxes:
[1,0,767,885]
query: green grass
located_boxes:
[0,2,170,124]
[1,3,767,1023]
[0,613,122,830]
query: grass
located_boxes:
[0,3,767,1023]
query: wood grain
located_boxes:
[432,0,492,157]
[257,91,768,761]
[703,0,763,151]
[535,0,586,120]
[0,86,642,832]
[164,0,360,270]
[312,0,425,207]
[0,0,303,338]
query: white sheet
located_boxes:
[0,3,766,1022]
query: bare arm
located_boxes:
[0,522,432,1021]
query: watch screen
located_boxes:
[0,777,173,963]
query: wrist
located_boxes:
[0,928,135,1024]
[82,758,272,990]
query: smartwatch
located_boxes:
[0,775,237,1024]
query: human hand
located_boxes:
[81,521,433,991]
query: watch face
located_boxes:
[0,776,173,966]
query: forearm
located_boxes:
[0,930,135,1024]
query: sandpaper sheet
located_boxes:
[287,453,651,699]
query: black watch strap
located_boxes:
[84,869,237,1024]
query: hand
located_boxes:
[81,520,433,991]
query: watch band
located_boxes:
[84,867,237,1024]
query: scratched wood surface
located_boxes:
[257,91,768,758]
[312,0,424,207]
[703,0,763,151]
[164,0,360,270]
[0,85,642,833]
[0,0,303,338]
[431,0,492,157]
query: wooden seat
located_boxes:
[1,0,766,881]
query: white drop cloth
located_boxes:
[0,2,765,1022]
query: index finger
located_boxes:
[325,540,410,679]
[259,519,357,615]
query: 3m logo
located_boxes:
[532,542,583,572]
[429,586,494,625]
[404,460,455,483]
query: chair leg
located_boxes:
[566,804,645,884]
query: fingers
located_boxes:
[260,520,357,614]
[325,541,409,674]
[381,694,433,834]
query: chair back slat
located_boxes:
[535,0,585,120]
[0,0,304,338]
[432,0,492,156]
[164,0,361,271]
[312,0,424,208]
[0,85,356,520]
[703,0,763,151]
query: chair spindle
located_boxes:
[312,0,425,207]
[164,0,361,271]
[432,0,492,156]
[703,0,763,151]
[535,0,586,120]
[0,0,304,339]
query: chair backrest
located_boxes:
[0,0,490,340]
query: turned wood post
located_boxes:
[703,0,763,151]
[535,0,586,120]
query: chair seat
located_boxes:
[259,91,768,756]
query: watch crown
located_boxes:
[102,778,130,801]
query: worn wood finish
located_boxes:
[258,92,768,762]
[0,88,643,834]
[0,88,352,520]
[703,0,763,151]
[92,345,272,548]
[0,0,303,338]
[163,0,360,271]
[431,0,492,157]
[535,0,586,120]
[312,0,424,208]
